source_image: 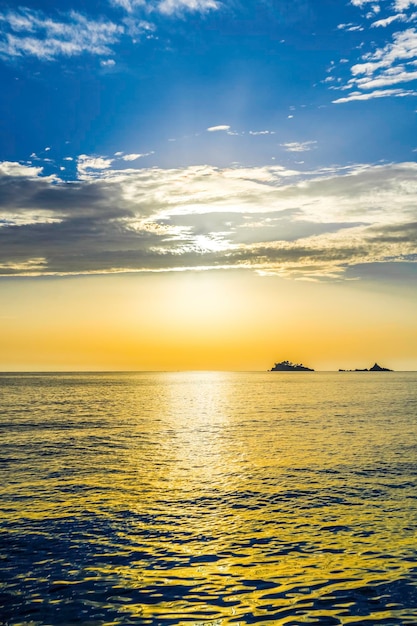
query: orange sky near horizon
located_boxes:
[1,270,416,372]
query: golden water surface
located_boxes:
[1,371,417,625]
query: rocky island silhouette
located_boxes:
[270,360,314,372]
[270,361,393,372]
[339,363,393,372]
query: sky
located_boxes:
[0,0,416,371]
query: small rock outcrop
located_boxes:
[339,362,393,372]
[369,363,392,372]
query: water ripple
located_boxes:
[1,372,417,624]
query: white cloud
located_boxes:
[0,9,124,60]
[121,151,155,160]
[353,69,417,89]
[337,23,364,32]
[110,0,146,12]
[0,1,220,65]
[333,26,417,101]
[207,125,231,132]
[371,14,405,27]
[333,87,417,102]
[353,29,417,75]
[249,130,276,135]
[78,155,113,168]
[77,155,113,177]
[331,0,417,103]
[122,17,156,36]
[395,0,417,10]
[0,7,157,61]
[0,161,44,177]
[111,0,220,14]
[350,0,377,6]
[281,141,317,152]
[157,0,219,15]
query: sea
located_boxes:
[1,371,417,625]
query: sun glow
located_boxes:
[1,269,416,372]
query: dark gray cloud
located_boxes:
[0,175,132,218]
[369,221,417,244]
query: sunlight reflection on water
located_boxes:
[1,371,417,624]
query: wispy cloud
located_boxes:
[77,155,113,177]
[207,125,230,132]
[0,9,125,61]
[0,0,208,63]
[100,58,116,67]
[350,0,376,6]
[111,0,219,14]
[157,0,219,16]
[110,0,146,12]
[120,152,155,161]
[395,0,417,9]
[371,13,406,27]
[1,159,416,280]
[281,141,317,152]
[333,87,417,102]
[337,23,364,32]
[333,3,417,103]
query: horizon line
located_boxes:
[1,369,415,374]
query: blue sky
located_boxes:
[0,0,417,279]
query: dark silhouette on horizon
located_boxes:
[339,362,393,372]
[270,360,314,372]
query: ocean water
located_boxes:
[1,371,417,625]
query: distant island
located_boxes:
[339,362,393,372]
[270,360,314,372]
[270,361,393,372]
